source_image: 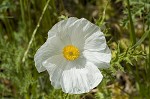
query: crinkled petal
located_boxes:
[48,17,78,39]
[43,55,103,94]
[34,36,64,72]
[84,31,107,52]
[60,60,103,94]
[48,17,104,51]
[42,55,66,89]
[70,18,104,50]
[48,17,79,46]
[83,48,111,69]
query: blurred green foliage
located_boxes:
[0,0,150,98]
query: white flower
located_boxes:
[34,17,111,94]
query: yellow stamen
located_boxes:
[63,45,80,61]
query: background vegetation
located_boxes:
[0,0,150,98]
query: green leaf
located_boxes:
[131,30,150,49]
[125,57,133,65]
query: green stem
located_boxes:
[20,0,26,27]
[100,0,110,26]
[127,0,136,45]
[22,0,51,62]
[148,26,150,69]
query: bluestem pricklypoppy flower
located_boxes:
[34,17,111,94]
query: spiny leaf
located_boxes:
[125,57,133,65]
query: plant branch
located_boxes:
[22,0,51,63]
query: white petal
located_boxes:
[83,48,111,69]
[70,18,104,50]
[42,55,66,89]
[48,17,78,38]
[43,55,103,94]
[48,17,104,51]
[34,36,64,72]
[84,31,107,52]
[48,17,79,46]
[60,60,103,94]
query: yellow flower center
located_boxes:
[63,45,80,61]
